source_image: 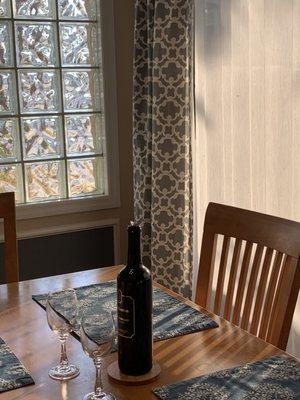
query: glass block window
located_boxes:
[0,0,105,204]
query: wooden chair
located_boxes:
[196,202,300,350]
[0,192,19,283]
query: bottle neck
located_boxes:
[127,227,142,267]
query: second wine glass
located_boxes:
[81,312,116,400]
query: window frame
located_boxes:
[0,0,120,220]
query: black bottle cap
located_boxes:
[127,221,141,234]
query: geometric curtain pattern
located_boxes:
[133,0,194,297]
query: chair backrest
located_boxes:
[0,192,19,283]
[195,202,300,350]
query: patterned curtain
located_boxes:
[133,0,194,298]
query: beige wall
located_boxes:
[194,0,300,357]
[16,0,135,263]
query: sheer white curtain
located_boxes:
[194,0,300,357]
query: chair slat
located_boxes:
[214,236,230,315]
[266,255,288,343]
[195,231,217,308]
[232,242,253,325]
[241,244,264,330]
[250,247,273,335]
[258,251,283,340]
[266,256,298,347]
[223,238,242,320]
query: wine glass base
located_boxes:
[49,364,80,381]
[83,392,116,400]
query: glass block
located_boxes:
[65,114,101,156]
[13,0,55,19]
[0,119,20,162]
[22,116,63,160]
[60,23,98,66]
[62,70,100,112]
[25,160,65,202]
[67,157,102,197]
[0,0,11,18]
[19,70,61,114]
[0,22,13,67]
[58,0,96,20]
[0,71,17,115]
[0,163,24,203]
[16,23,57,67]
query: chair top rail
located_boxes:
[204,202,300,259]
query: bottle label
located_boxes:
[117,289,135,339]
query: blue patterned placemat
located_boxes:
[32,280,218,344]
[0,337,34,393]
[153,355,300,399]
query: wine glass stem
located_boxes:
[59,338,69,368]
[94,358,103,396]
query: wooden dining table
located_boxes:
[0,265,286,400]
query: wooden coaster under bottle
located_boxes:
[107,361,161,385]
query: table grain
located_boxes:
[0,266,284,400]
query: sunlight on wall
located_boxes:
[194,0,300,357]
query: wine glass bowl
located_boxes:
[47,302,72,336]
[46,288,80,381]
[81,313,116,400]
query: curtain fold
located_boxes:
[133,0,194,298]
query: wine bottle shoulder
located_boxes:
[117,264,151,283]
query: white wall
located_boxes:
[194,0,300,357]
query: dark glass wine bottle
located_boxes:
[117,222,153,375]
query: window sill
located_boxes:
[15,194,121,220]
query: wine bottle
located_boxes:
[117,222,153,375]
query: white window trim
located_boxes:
[15,0,120,220]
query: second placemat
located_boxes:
[32,280,218,343]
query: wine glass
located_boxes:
[81,312,117,400]
[46,288,80,381]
